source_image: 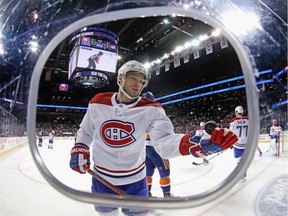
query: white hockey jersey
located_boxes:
[49,132,54,140]
[76,92,191,185]
[229,116,249,149]
[270,124,282,136]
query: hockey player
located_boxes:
[69,60,238,215]
[269,119,282,155]
[87,51,103,69]
[229,106,250,181]
[37,129,44,147]
[194,122,209,165]
[48,130,55,149]
[142,91,172,198]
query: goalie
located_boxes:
[69,60,238,215]
[269,119,282,155]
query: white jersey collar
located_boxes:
[111,93,141,108]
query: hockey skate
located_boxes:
[163,192,177,198]
[241,172,247,182]
[257,147,262,156]
[148,192,154,197]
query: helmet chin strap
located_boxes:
[117,79,144,100]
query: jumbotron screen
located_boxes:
[68,32,118,79]
[68,45,118,80]
[77,46,117,72]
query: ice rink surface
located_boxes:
[0,138,287,216]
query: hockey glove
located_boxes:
[180,128,238,158]
[191,128,237,157]
[70,143,90,174]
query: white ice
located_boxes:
[0,138,287,216]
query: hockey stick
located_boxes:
[192,150,226,166]
[41,140,48,146]
[87,169,127,196]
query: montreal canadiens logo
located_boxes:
[101,120,136,148]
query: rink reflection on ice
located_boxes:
[38,137,274,197]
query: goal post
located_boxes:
[279,130,288,156]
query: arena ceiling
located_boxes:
[43,16,215,82]
[38,15,242,105]
[0,0,286,119]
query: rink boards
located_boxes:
[1,131,287,156]
[0,136,28,156]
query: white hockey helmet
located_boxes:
[200,122,205,128]
[273,119,277,124]
[52,130,55,134]
[117,60,149,99]
[235,106,244,115]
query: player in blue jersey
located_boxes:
[37,129,44,147]
[142,92,172,198]
[69,60,238,215]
